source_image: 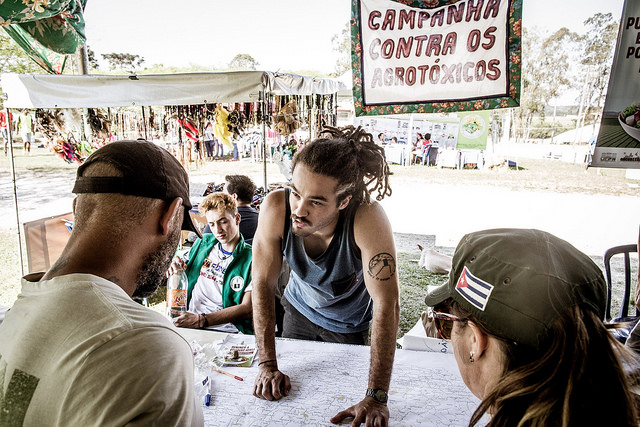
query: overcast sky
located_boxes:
[83,0,623,74]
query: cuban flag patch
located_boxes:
[455,266,494,311]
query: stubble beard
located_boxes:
[133,223,182,299]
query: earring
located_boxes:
[469,351,475,363]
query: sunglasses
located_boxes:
[432,311,464,341]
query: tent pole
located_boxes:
[141,106,148,140]
[260,91,267,190]
[6,107,24,276]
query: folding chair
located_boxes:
[604,243,639,321]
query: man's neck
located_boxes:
[219,234,241,253]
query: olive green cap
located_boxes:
[425,228,606,349]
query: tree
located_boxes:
[228,54,259,71]
[576,13,619,128]
[101,52,145,73]
[539,28,578,142]
[0,31,42,74]
[331,22,350,77]
[86,47,100,71]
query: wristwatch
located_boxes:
[366,388,388,403]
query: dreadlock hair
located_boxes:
[439,299,639,427]
[291,126,392,206]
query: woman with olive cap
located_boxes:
[426,228,638,426]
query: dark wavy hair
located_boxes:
[437,299,639,426]
[291,126,392,206]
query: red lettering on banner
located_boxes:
[426,34,443,56]
[482,27,496,49]
[447,3,465,24]
[382,10,396,30]
[418,65,429,84]
[441,64,456,83]
[399,10,415,30]
[487,59,501,80]
[381,39,394,58]
[368,10,381,30]
[463,62,474,82]
[395,67,405,85]
[371,68,383,88]
[397,37,413,58]
[406,66,417,85]
[369,38,381,60]
[484,0,501,19]
[431,9,444,27]
[415,35,428,54]
[418,11,430,28]
[384,68,394,85]
[443,32,457,55]
[468,29,481,52]
[475,60,486,80]
[466,0,484,22]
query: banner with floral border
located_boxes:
[351,0,522,116]
[0,0,86,74]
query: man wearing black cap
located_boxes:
[0,140,204,426]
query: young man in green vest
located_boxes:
[169,192,253,333]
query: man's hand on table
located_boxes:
[172,311,200,328]
[330,397,389,427]
[253,365,291,401]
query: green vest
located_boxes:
[184,233,253,334]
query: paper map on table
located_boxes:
[201,338,481,426]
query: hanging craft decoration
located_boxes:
[173,114,199,142]
[213,105,233,148]
[274,99,301,136]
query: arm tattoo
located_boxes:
[367,252,396,281]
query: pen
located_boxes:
[214,367,243,381]
[202,376,212,406]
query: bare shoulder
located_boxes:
[353,201,391,228]
[255,188,288,240]
[353,201,394,249]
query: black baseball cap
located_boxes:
[72,140,201,237]
[425,228,606,349]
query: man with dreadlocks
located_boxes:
[252,126,400,426]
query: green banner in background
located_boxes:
[456,110,489,149]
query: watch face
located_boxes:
[367,388,388,403]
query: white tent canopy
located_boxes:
[1,71,345,276]
[1,71,345,108]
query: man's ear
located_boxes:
[72,197,77,215]
[338,194,352,211]
[235,212,241,226]
[160,198,183,236]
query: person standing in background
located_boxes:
[0,110,13,156]
[203,121,216,161]
[16,109,33,155]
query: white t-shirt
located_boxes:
[0,273,204,427]
[184,243,252,333]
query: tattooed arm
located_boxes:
[330,202,400,427]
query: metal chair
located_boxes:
[603,243,638,321]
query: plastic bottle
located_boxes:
[166,270,188,318]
